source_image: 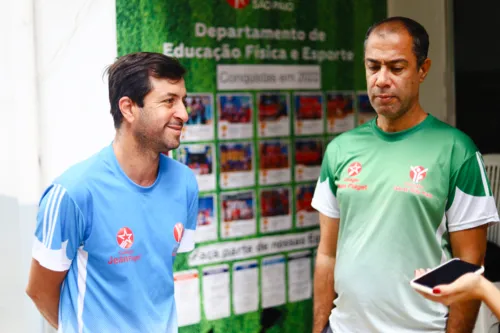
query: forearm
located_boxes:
[481,279,500,320]
[313,253,336,333]
[447,225,488,333]
[446,299,481,333]
[28,292,60,329]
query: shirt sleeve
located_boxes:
[311,142,340,218]
[32,184,86,271]
[177,172,199,253]
[446,152,500,232]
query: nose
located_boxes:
[375,68,391,88]
[176,101,189,123]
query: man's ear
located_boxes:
[419,58,432,83]
[118,96,136,124]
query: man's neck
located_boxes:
[113,132,160,187]
[377,103,428,133]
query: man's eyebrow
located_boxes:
[365,58,409,65]
[159,93,180,101]
[161,93,178,98]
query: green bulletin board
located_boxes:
[116,1,386,332]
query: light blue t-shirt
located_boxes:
[31,144,199,333]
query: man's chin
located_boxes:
[167,139,181,151]
[156,140,180,155]
[375,107,404,120]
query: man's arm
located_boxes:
[313,213,340,333]
[27,184,85,329]
[26,259,68,329]
[446,224,488,333]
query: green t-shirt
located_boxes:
[311,114,499,333]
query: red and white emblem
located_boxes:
[226,0,250,9]
[348,162,362,177]
[410,166,428,184]
[173,223,184,243]
[116,227,134,249]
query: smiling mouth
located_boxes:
[167,124,183,131]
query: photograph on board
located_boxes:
[182,93,214,141]
[357,91,377,125]
[195,194,218,243]
[259,139,291,185]
[260,187,292,233]
[326,91,355,133]
[219,141,255,189]
[218,93,253,139]
[294,92,324,136]
[221,191,256,239]
[294,138,323,182]
[257,92,290,138]
[176,144,216,192]
[295,183,319,228]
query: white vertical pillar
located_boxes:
[35,0,117,187]
[0,0,44,331]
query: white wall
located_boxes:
[0,0,117,332]
[387,0,455,125]
[0,0,43,332]
[35,0,117,184]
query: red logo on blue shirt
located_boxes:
[109,227,141,265]
[172,223,184,256]
[116,227,134,249]
[174,223,184,243]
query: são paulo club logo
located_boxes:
[410,166,428,184]
[226,0,250,9]
[173,223,184,243]
[116,227,134,249]
[348,162,362,177]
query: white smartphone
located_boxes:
[410,258,484,295]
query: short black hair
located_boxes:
[364,16,429,68]
[107,52,186,129]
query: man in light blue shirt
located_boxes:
[26,52,198,333]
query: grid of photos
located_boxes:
[173,89,363,245]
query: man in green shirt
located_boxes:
[311,16,499,333]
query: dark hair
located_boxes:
[364,16,429,68]
[107,52,186,129]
